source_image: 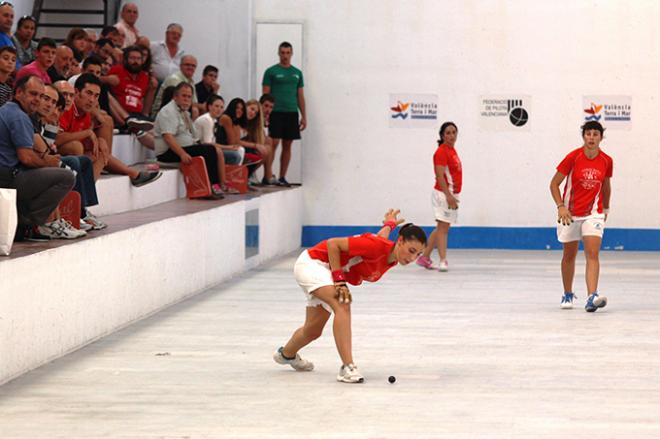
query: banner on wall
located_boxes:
[389,94,438,128]
[479,95,532,131]
[582,95,632,130]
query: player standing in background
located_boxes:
[550,121,612,312]
[417,122,462,272]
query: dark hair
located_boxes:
[581,120,605,137]
[0,45,17,56]
[101,26,119,37]
[161,86,176,108]
[279,41,292,50]
[123,45,142,59]
[13,74,42,95]
[139,46,152,72]
[202,65,218,76]
[398,223,427,246]
[438,121,458,145]
[74,72,102,91]
[95,38,115,49]
[37,37,57,51]
[259,93,274,105]
[224,97,247,127]
[82,55,103,69]
[17,15,36,30]
[206,93,224,107]
[173,81,193,96]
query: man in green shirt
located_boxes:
[262,42,307,186]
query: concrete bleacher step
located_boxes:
[1,186,304,386]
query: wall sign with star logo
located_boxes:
[388,94,438,128]
[582,95,632,130]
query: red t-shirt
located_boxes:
[59,103,92,133]
[557,147,613,217]
[108,64,149,113]
[433,143,462,194]
[307,233,397,286]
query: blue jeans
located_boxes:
[223,149,242,165]
[61,156,98,216]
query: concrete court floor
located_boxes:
[1,249,660,439]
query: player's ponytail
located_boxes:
[398,223,427,246]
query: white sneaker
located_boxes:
[38,219,86,239]
[337,363,364,383]
[273,347,314,371]
[83,212,107,230]
[79,218,93,231]
[438,260,449,272]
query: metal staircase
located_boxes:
[31,0,120,42]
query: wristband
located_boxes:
[383,220,397,230]
[331,270,346,283]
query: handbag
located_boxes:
[0,187,18,256]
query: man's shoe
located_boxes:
[131,171,162,187]
[273,347,314,371]
[277,177,291,187]
[26,226,52,242]
[126,117,154,132]
[337,363,364,383]
[585,292,607,312]
[82,212,107,230]
[560,292,576,309]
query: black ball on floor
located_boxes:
[388,375,396,384]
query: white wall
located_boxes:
[254,0,660,229]
[130,0,252,101]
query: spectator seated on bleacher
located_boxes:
[11,15,37,67]
[115,3,149,49]
[92,38,118,66]
[16,37,57,84]
[0,1,19,70]
[244,99,272,185]
[0,45,16,107]
[152,54,199,118]
[259,93,277,185]
[0,75,75,242]
[47,45,74,83]
[150,23,184,83]
[195,65,220,111]
[56,73,160,186]
[63,27,88,70]
[100,26,124,63]
[153,83,227,199]
[83,29,97,58]
[193,94,243,166]
[30,84,103,238]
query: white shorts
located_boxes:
[432,189,459,224]
[293,250,333,313]
[557,216,605,243]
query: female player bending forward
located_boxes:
[274,209,427,383]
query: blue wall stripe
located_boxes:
[301,226,660,251]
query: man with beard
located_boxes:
[106,46,152,119]
[47,45,74,83]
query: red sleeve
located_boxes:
[433,147,448,167]
[606,156,613,178]
[347,234,390,260]
[59,109,72,132]
[108,65,122,76]
[556,150,577,176]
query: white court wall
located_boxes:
[253,0,660,229]
[129,0,252,101]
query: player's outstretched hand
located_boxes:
[557,206,573,225]
[383,208,405,227]
[334,281,352,304]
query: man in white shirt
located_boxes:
[150,23,184,82]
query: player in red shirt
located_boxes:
[273,209,427,383]
[417,122,462,272]
[550,121,613,312]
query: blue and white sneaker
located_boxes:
[585,292,607,312]
[560,292,576,309]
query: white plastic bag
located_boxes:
[0,188,17,256]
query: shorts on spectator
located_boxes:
[557,216,605,243]
[432,189,458,224]
[269,111,301,140]
[293,249,333,313]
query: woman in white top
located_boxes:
[193,94,244,166]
